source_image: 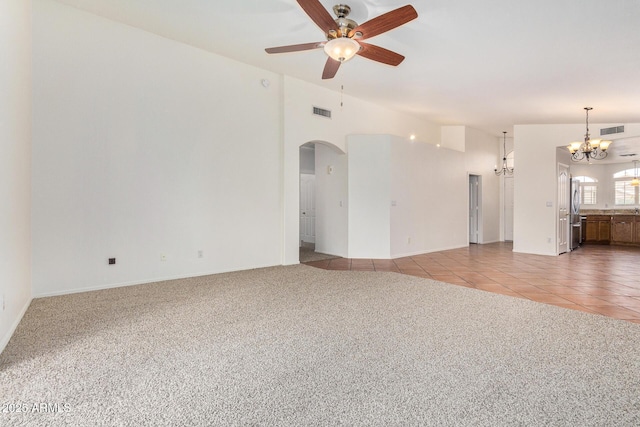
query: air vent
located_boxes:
[312,106,332,119]
[620,153,637,157]
[600,125,624,136]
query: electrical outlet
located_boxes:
[407,237,411,244]
[108,258,116,265]
[161,254,167,261]
[198,250,203,258]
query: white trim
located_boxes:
[0,297,32,356]
[33,263,279,298]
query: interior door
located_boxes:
[300,173,316,244]
[558,164,569,254]
[469,175,479,244]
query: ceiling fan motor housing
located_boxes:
[333,4,351,17]
[329,4,359,39]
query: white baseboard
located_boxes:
[33,263,280,299]
[0,297,32,356]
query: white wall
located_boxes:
[464,127,501,244]
[0,0,32,353]
[441,126,466,152]
[389,135,469,257]
[32,0,283,296]
[317,128,479,260]
[314,143,348,257]
[514,125,581,255]
[346,134,470,259]
[348,135,392,258]
[514,123,640,255]
[390,135,423,257]
[282,76,443,264]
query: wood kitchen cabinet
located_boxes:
[584,214,640,246]
[611,216,635,245]
[584,215,611,244]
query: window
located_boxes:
[615,181,636,205]
[613,168,639,205]
[573,176,597,205]
[613,168,638,179]
[582,185,597,205]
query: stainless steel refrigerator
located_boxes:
[570,179,581,250]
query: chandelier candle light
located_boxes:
[567,107,612,162]
[495,131,514,176]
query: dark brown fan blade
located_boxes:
[356,42,405,66]
[297,0,339,33]
[265,42,324,54]
[348,5,417,39]
[322,57,341,79]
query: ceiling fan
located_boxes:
[265,0,418,79]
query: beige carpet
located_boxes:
[1,265,639,426]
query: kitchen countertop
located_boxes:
[581,209,639,216]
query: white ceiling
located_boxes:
[51,0,640,138]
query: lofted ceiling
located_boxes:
[50,0,640,139]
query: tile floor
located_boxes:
[304,242,640,324]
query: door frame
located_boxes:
[469,174,482,244]
[503,176,514,242]
[299,173,316,245]
[557,163,570,254]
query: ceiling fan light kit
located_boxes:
[265,0,418,79]
[324,37,360,62]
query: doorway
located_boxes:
[504,176,514,241]
[300,173,316,245]
[298,141,348,263]
[299,143,316,249]
[557,163,569,254]
[469,174,481,244]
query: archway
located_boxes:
[297,140,346,263]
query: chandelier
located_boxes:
[567,107,612,162]
[494,131,514,176]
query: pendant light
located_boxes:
[567,107,612,162]
[494,131,514,176]
[632,160,639,187]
